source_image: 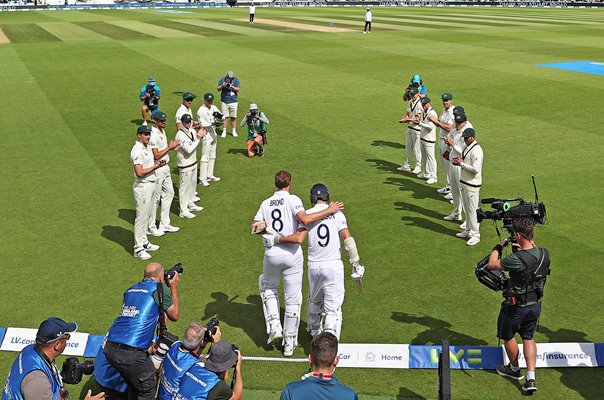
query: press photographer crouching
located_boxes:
[2,317,104,400]
[175,339,243,400]
[92,262,181,400]
[157,320,222,400]
[486,217,550,393]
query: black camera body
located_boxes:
[164,263,183,282]
[250,109,258,117]
[212,111,224,126]
[203,318,220,342]
[224,76,233,88]
[61,357,94,385]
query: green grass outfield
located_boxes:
[1,5,604,399]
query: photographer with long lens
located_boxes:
[157,321,222,400]
[487,217,550,393]
[2,317,104,400]
[175,339,243,400]
[240,103,269,158]
[139,77,160,126]
[93,262,180,400]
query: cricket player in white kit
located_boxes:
[417,96,438,185]
[131,125,164,260]
[197,93,223,187]
[429,92,455,195]
[175,114,207,219]
[398,86,422,174]
[252,171,343,356]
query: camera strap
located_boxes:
[157,282,167,339]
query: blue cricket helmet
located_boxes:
[310,183,330,205]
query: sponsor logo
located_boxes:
[429,348,483,366]
[121,305,140,318]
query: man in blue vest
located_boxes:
[94,262,180,400]
[280,332,358,400]
[157,323,222,400]
[176,339,243,400]
[2,317,104,400]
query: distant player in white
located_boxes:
[251,171,343,356]
[249,3,256,24]
[277,184,365,340]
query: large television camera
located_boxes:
[474,176,547,291]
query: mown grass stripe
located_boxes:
[444,12,600,26]
[0,27,9,44]
[152,19,243,37]
[74,21,154,40]
[36,22,110,42]
[178,18,287,36]
[1,23,61,43]
[106,20,198,39]
[295,16,432,32]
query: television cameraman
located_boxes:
[157,322,222,400]
[2,317,105,400]
[139,77,160,126]
[93,262,180,400]
[487,217,550,393]
[175,339,243,400]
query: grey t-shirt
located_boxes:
[21,370,54,400]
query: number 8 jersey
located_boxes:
[305,203,348,262]
[254,190,305,254]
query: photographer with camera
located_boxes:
[487,217,550,393]
[3,317,104,400]
[93,262,180,400]
[157,322,222,399]
[197,93,223,187]
[240,103,269,158]
[139,77,160,126]
[217,71,240,138]
[279,332,357,400]
[402,74,427,101]
[451,127,483,246]
[175,339,243,400]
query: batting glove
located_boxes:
[351,262,365,280]
[261,227,282,248]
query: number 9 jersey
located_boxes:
[305,203,348,262]
[254,190,305,254]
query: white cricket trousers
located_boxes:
[133,180,155,252]
[420,139,437,180]
[405,127,421,169]
[461,185,481,238]
[308,260,345,340]
[438,140,450,186]
[199,131,217,181]
[447,164,463,216]
[178,165,197,213]
[149,164,174,228]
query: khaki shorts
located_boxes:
[221,102,238,118]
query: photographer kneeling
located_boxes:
[487,217,550,393]
[176,339,243,400]
[3,317,104,400]
[240,103,269,158]
[93,262,180,400]
[157,322,222,400]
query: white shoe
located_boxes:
[199,180,210,187]
[411,167,421,174]
[456,231,470,238]
[437,186,451,194]
[416,173,427,179]
[466,237,481,246]
[444,213,462,221]
[283,338,296,357]
[232,131,238,137]
[444,193,453,200]
[147,226,164,237]
[460,221,467,230]
[189,204,204,212]
[143,242,160,251]
[134,250,151,260]
[363,31,367,34]
[160,224,180,233]
[221,130,227,138]
[267,329,283,346]
[397,165,411,172]
[208,176,221,182]
[180,211,196,219]
[426,177,437,185]
[193,195,201,202]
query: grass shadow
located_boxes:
[371,139,404,149]
[118,208,135,224]
[366,158,400,174]
[227,148,249,158]
[385,176,442,200]
[396,387,427,400]
[391,311,488,345]
[101,225,132,255]
[130,118,144,125]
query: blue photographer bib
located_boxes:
[157,342,200,400]
[2,345,61,400]
[174,362,220,400]
[92,336,127,394]
[107,279,160,349]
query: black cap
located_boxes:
[421,96,431,104]
[454,113,467,123]
[453,106,465,116]
[182,92,196,101]
[408,87,419,96]
[204,93,215,101]
[462,128,476,138]
[152,111,167,121]
[181,114,192,123]
[205,340,238,373]
[36,318,78,345]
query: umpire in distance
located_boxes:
[487,217,550,394]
